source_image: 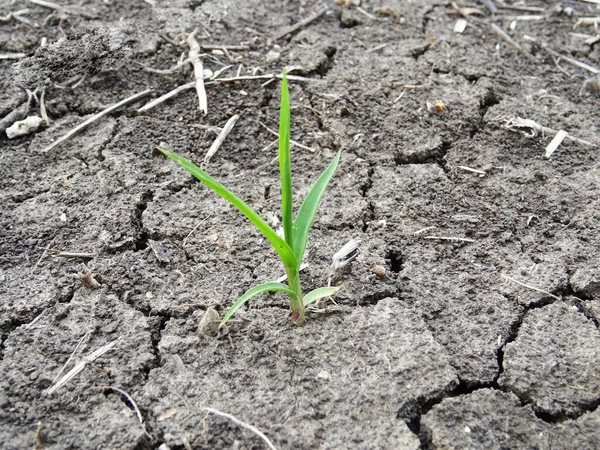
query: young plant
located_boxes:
[156,74,341,326]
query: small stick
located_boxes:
[523,36,600,74]
[356,7,377,21]
[422,236,476,243]
[544,49,600,75]
[54,251,95,259]
[41,89,152,154]
[25,311,47,330]
[206,73,318,84]
[272,5,328,41]
[574,18,600,28]
[28,0,64,10]
[39,88,50,124]
[260,138,278,155]
[490,24,535,61]
[201,44,249,51]
[501,15,544,21]
[46,338,119,395]
[258,121,315,152]
[138,57,193,75]
[414,226,437,235]
[0,53,27,60]
[205,115,239,164]
[203,407,277,450]
[182,215,212,247]
[457,165,486,175]
[138,82,195,113]
[186,29,208,114]
[35,237,56,267]
[501,274,561,301]
[366,43,388,53]
[0,9,31,23]
[497,4,544,12]
[391,83,430,89]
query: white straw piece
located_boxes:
[186,29,208,115]
[0,53,27,59]
[205,115,239,164]
[544,130,568,159]
[46,339,119,394]
[41,89,152,154]
[138,82,195,113]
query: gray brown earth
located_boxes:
[1,0,599,449]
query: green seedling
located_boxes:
[156,74,341,326]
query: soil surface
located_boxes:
[1,1,599,449]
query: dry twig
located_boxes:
[41,89,152,154]
[491,24,535,61]
[272,5,328,41]
[205,115,239,164]
[207,73,318,83]
[138,82,195,113]
[0,52,27,60]
[422,236,476,243]
[501,274,561,300]
[186,29,208,114]
[258,121,315,152]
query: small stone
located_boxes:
[6,116,44,139]
[198,307,220,336]
[317,370,330,380]
[266,50,281,64]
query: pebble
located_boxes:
[266,50,281,64]
[198,307,220,336]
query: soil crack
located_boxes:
[359,163,375,232]
[133,190,154,251]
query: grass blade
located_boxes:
[220,282,296,326]
[292,151,341,261]
[279,73,294,248]
[303,286,342,307]
[157,147,298,269]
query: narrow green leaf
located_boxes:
[302,286,342,307]
[279,73,294,249]
[220,282,296,326]
[157,147,298,269]
[292,151,341,261]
